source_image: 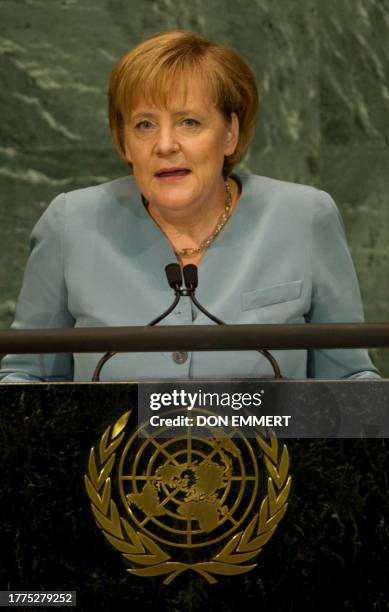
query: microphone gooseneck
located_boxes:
[146,264,183,325]
[92,264,184,381]
[92,262,282,381]
[183,264,224,325]
[182,264,282,378]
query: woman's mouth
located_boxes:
[155,169,191,181]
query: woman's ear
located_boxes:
[225,112,239,156]
[124,145,132,165]
[122,128,132,164]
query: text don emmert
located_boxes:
[149,415,292,427]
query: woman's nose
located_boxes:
[155,124,180,155]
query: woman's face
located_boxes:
[123,77,239,214]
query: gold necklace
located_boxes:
[175,179,233,258]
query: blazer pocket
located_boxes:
[241,280,303,311]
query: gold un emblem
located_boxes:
[84,409,291,584]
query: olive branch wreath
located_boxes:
[84,410,291,585]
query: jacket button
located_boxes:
[172,351,188,364]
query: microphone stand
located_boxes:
[92,263,282,381]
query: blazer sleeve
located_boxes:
[0,193,75,382]
[306,189,380,379]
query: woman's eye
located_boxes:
[182,118,200,127]
[135,120,153,130]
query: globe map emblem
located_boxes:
[85,408,291,583]
[118,416,260,548]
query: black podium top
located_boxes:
[0,382,388,611]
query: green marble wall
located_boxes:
[0,0,388,374]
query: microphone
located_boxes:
[182,265,224,325]
[92,262,281,380]
[182,264,197,290]
[182,264,281,378]
[165,263,183,291]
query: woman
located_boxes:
[0,30,379,382]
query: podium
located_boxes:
[1,381,388,611]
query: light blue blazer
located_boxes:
[0,173,380,382]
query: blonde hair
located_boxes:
[108,30,259,176]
